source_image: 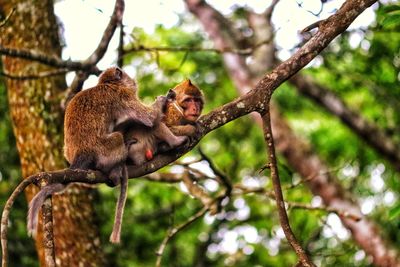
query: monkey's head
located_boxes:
[98,67,137,92]
[172,79,204,123]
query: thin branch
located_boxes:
[233,184,361,221]
[288,202,361,221]
[123,40,272,57]
[198,148,232,196]
[0,45,99,73]
[301,19,325,33]
[117,22,124,67]
[155,207,207,267]
[42,197,56,267]
[0,8,15,28]
[0,69,69,80]
[182,171,218,214]
[261,111,314,266]
[264,0,280,19]
[83,0,124,65]
[1,176,36,267]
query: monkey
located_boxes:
[27,67,187,243]
[116,92,189,167]
[163,79,204,137]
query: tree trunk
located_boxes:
[0,1,106,266]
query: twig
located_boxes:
[233,184,363,221]
[198,148,232,196]
[83,0,124,65]
[0,8,15,28]
[155,207,207,267]
[0,69,69,80]
[117,22,124,67]
[123,39,272,57]
[301,20,325,33]
[0,45,98,73]
[1,176,36,267]
[181,171,218,214]
[288,202,362,221]
[261,111,314,267]
[42,197,56,267]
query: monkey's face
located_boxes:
[179,95,203,123]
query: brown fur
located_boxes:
[118,99,189,166]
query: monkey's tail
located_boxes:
[109,166,128,244]
[27,183,65,237]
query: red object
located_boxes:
[145,149,153,160]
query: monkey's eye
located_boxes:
[127,138,138,146]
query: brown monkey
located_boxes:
[28,67,181,243]
[163,79,204,136]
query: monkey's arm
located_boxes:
[115,107,154,128]
[169,124,197,136]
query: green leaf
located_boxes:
[389,204,400,220]
[382,4,400,13]
[381,14,400,28]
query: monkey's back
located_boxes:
[64,84,127,164]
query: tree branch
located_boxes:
[0,45,100,73]
[289,74,400,172]
[42,197,55,267]
[262,111,314,266]
[83,0,124,65]
[0,8,15,28]
[155,207,208,267]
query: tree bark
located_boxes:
[0,1,106,266]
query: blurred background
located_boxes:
[0,0,399,266]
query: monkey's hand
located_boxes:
[107,164,125,187]
[152,95,168,111]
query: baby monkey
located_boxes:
[122,79,204,165]
[164,79,204,137]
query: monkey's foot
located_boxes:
[169,135,188,148]
[108,165,124,187]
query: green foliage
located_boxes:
[379,4,400,29]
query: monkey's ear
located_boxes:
[166,89,176,100]
[185,79,192,86]
[115,67,123,80]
